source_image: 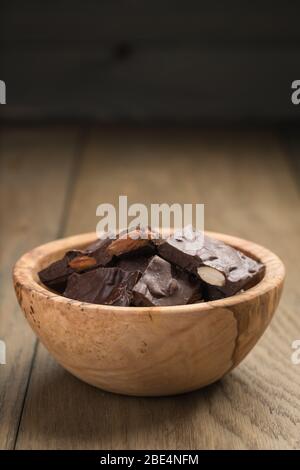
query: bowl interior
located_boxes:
[14,230,285,313]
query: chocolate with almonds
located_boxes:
[158,227,265,298]
[38,250,88,294]
[38,238,114,293]
[38,226,264,305]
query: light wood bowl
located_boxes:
[13,231,285,396]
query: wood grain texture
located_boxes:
[0,127,81,449]
[4,128,300,449]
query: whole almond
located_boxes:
[107,228,155,257]
[68,255,97,272]
[107,237,149,257]
[197,266,226,287]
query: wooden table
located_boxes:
[0,126,299,450]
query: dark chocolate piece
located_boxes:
[38,238,114,293]
[157,225,204,273]
[158,227,265,298]
[64,267,140,306]
[107,226,158,257]
[40,225,265,304]
[83,237,114,266]
[202,284,225,301]
[197,240,265,297]
[71,230,143,266]
[132,255,202,307]
[38,250,84,293]
[113,254,153,274]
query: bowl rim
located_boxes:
[13,231,285,314]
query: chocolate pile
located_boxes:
[38,226,265,307]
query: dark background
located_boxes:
[1,0,300,124]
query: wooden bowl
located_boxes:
[13,232,285,396]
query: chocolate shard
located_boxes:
[158,227,265,298]
[113,253,153,274]
[64,267,140,306]
[38,250,83,293]
[38,238,114,293]
[107,226,158,257]
[157,225,204,272]
[196,239,265,297]
[83,237,114,266]
[40,225,265,304]
[132,255,202,307]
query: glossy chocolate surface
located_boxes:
[158,227,265,298]
[39,226,265,305]
[132,255,202,307]
[64,267,140,306]
[38,250,83,293]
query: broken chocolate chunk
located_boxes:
[158,228,265,298]
[132,255,202,307]
[38,238,114,293]
[68,255,98,271]
[113,253,153,274]
[83,237,114,266]
[107,226,158,257]
[157,225,204,272]
[64,267,140,306]
[38,250,84,293]
[196,237,265,297]
[39,225,265,305]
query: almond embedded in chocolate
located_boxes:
[38,250,82,293]
[107,227,157,257]
[83,237,114,266]
[108,236,149,257]
[197,266,226,287]
[68,255,97,271]
[39,226,265,304]
[38,238,114,293]
[158,228,265,298]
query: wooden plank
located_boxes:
[2,47,300,122]
[2,0,300,44]
[0,126,81,449]
[16,129,300,449]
